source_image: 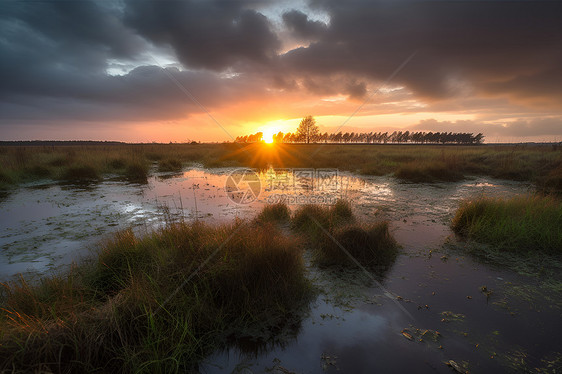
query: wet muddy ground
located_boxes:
[1,167,560,372]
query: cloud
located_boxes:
[282,9,328,40]
[123,0,280,71]
[279,1,562,103]
[1,0,562,141]
[413,117,562,138]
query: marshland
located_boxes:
[1,143,561,373]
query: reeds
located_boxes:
[1,143,560,190]
[0,216,312,373]
[254,202,291,224]
[452,194,562,253]
[291,200,398,271]
[315,222,398,270]
[157,158,183,172]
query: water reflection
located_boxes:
[0,168,531,282]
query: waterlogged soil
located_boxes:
[1,167,561,372]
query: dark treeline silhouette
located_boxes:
[236,130,484,145]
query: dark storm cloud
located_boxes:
[0,65,271,122]
[123,0,281,71]
[282,9,328,40]
[0,0,277,124]
[281,1,562,101]
[1,0,562,138]
[0,0,143,99]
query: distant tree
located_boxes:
[235,126,483,145]
[296,115,320,144]
[473,133,485,144]
[272,131,284,143]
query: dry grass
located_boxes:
[0,214,312,373]
[291,200,398,271]
[1,143,560,190]
[315,222,398,271]
[254,202,291,224]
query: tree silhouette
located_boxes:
[236,125,484,145]
[296,115,320,144]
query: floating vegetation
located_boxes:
[320,353,339,371]
[480,285,493,300]
[440,311,466,323]
[401,327,441,343]
[445,360,470,373]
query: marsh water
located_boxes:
[1,167,560,372]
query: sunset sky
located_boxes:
[1,0,561,143]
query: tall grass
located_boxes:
[394,161,463,182]
[452,195,562,254]
[291,200,355,240]
[157,158,183,172]
[315,222,398,271]
[254,202,291,224]
[0,217,312,373]
[1,143,561,189]
[291,200,398,271]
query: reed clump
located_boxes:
[61,164,100,181]
[394,161,464,183]
[452,195,562,254]
[315,222,398,270]
[125,160,150,183]
[255,202,291,224]
[157,158,183,172]
[0,215,312,373]
[291,200,398,270]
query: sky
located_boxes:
[1,0,561,143]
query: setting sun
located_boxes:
[262,128,276,144]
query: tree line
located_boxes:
[236,116,484,145]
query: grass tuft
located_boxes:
[452,194,562,254]
[125,161,149,183]
[315,222,398,271]
[255,203,291,224]
[291,201,397,271]
[0,168,14,185]
[331,199,354,222]
[395,161,463,183]
[0,219,312,373]
[291,200,355,237]
[291,204,332,238]
[157,158,183,172]
[537,166,562,195]
[108,157,127,170]
[61,165,100,181]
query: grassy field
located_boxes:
[1,143,561,191]
[0,202,396,373]
[452,195,562,254]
